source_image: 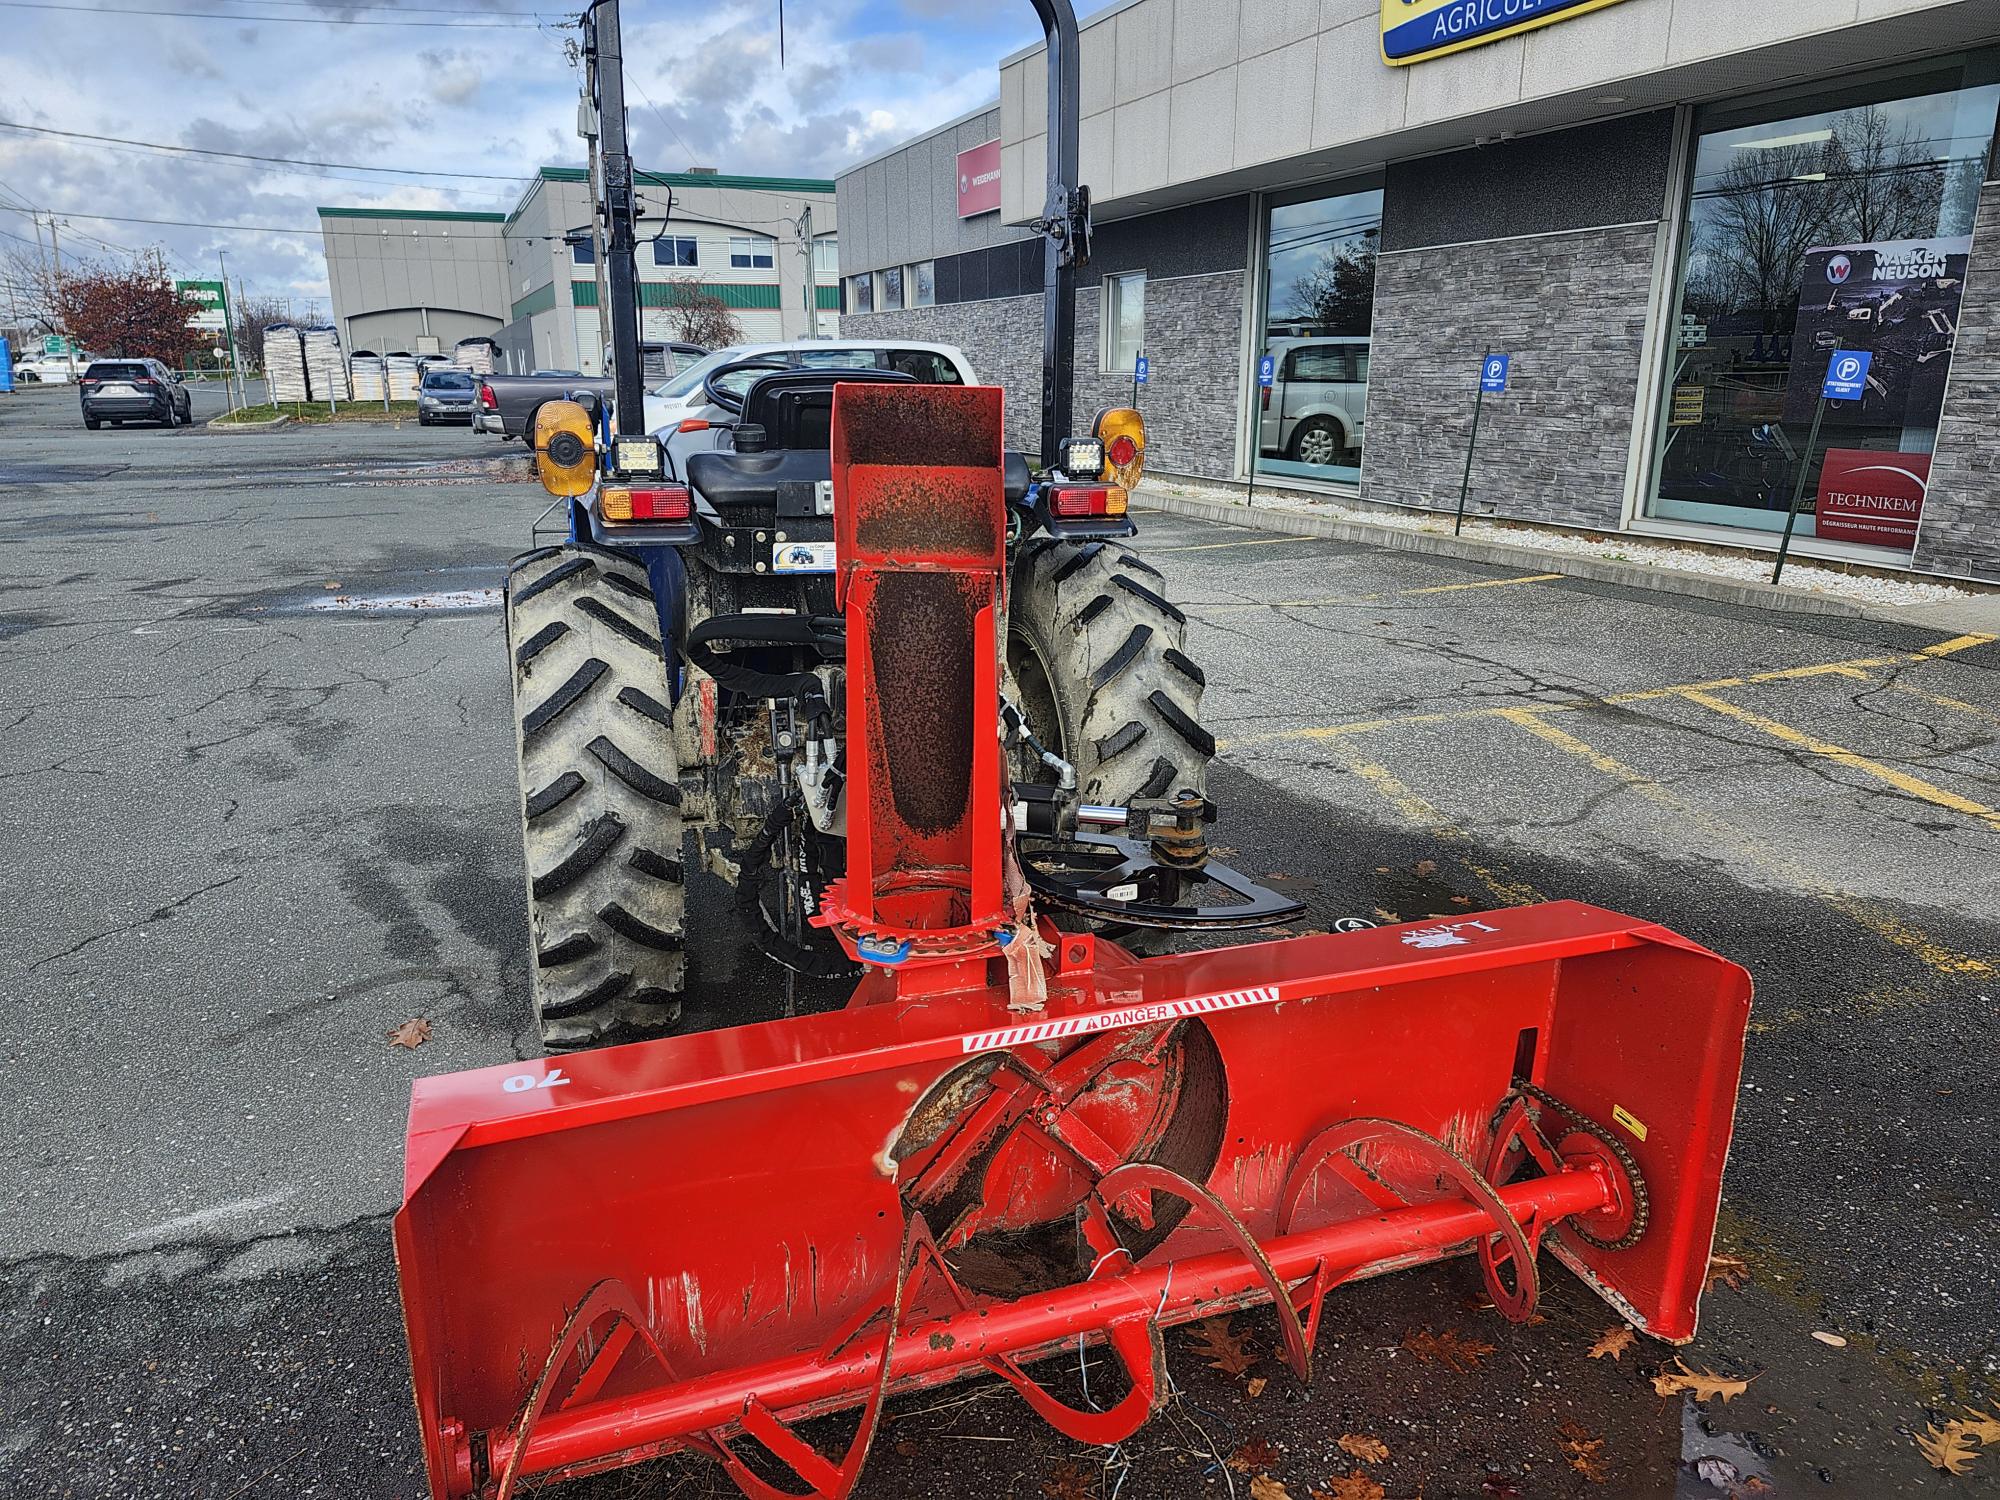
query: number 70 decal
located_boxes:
[501,1068,570,1093]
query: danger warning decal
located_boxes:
[961,985,1282,1053]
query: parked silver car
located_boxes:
[1258,336,1369,470]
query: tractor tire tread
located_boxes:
[507,545,686,1049]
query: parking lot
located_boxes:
[2,391,1997,1499]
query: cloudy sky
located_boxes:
[0,0,1041,311]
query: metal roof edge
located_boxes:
[316,207,508,222]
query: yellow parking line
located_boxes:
[1890,683,2000,730]
[1920,632,1996,657]
[1496,708,1990,977]
[1200,571,1562,611]
[1153,535,1322,553]
[1324,739,1542,906]
[1677,688,2000,834]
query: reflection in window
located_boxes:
[1104,271,1145,374]
[571,239,595,265]
[651,236,698,267]
[1651,73,1999,550]
[881,266,905,312]
[851,273,873,314]
[1255,185,1382,484]
[912,261,935,307]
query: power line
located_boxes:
[0,0,557,26]
[0,120,535,181]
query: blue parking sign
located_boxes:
[1822,349,1872,401]
[1480,353,1510,393]
[1135,353,1149,385]
[1258,355,1275,387]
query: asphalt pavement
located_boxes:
[2,382,1996,1499]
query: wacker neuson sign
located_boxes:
[1381,0,1632,65]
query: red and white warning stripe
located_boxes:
[960,984,1282,1053]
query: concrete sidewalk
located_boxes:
[1135,482,2000,636]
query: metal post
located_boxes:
[1453,348,1489,537]
[1028,0,1083,468]
[1771,397,1827,587]
[588,0,646,440]
[218,250,243,413]
[799,204,813,338]
[49,216,77,381]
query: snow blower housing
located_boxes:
[393,2,1752,1496]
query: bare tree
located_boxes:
[1694,143,1839,316]
[1,247,61,337]
[656,277,743,349]
[232,294,294,372]
[1824,105,1945,243]
[1288,238,1378,336]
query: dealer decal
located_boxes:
[961,985,1281,1053]
[1381,0,1633,65]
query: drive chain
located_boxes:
[1507,1078,1651,1252]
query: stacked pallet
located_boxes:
[302,325,348,401]
[385,353,421,401]
[263,324,308,402]
[350,353,387,401]
[452,337,498,375]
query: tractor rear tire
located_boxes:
[507,545,686,1050]
[1007,537,1214,809]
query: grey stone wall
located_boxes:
[845,267,1245,479]
[1361,222,1660,529]
[1914,180,2000,584]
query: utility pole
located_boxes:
[235,276,249,397]
[796,204,814,338]
[585,0,645,440]
[48,215,76,379]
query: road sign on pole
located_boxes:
[1135,352,1149,385]
[1480,353,1511,393]
[1821,349,1871,402]
[1456,351,1505,535]
[1258,355,1275,387]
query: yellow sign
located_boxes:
[1669,385,1706,427]
[1381,0,1634,66]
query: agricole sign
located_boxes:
[957,139,1001,219]
[1380,0,1632,64]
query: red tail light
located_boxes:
[478,383,498,410]
[1047,484,1129,519]
[132,377,154,386]
[1107,433,1139,468]
[1260,386,1270,411]
[601,485,692,523]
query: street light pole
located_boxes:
[218,249,243,412]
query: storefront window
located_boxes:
[1254,184,1382,485]
[1650,65,1999,551]
[881,266,904,312]
[851,273,872,314]
[912,260,935,307]
[1104,272,1145,374]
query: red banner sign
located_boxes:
[1815,448,1928,549]
[956,139,1001,219]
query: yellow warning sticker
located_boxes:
[1611,1104,1648,1141]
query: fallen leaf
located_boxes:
[1228,1438,1280,1473]
[1960,1409,2000,1445]
[1249,1476,1292,1500]
[1450,894,1473,905]
[1373,907,1402,924]
[1337,1434,1389,1464]
[1402,1326,1496,1372]
[1811,1330,1847,1348]
[385,1017,432,1048]
[1042,1459,1095,1499]
[1414,859,1438,877]
[1651,1357,1751,1403]
[323,580,342,590]
[1247,1375,1268,1398]
[1190,1317,1258,1377]
[1479,1478,1524,1499]
[1917,1422,1980,1476]
[893,1438,918,1458]
[1375,866,1391,875]
[1557,1420,1613,1483]
[1310,1471,1384,1500]
[1705,1253,1751,1292]
[1588,1326,1637,1361]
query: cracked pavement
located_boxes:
[2,387,1997,1498]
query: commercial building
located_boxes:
[320,169,838,374]
[837,0,2000,586]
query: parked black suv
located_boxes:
[79,359,193,429]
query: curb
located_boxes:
[205,413,292,432]
[1134,488,1990,631]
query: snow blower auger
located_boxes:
[396,383,1752,1500]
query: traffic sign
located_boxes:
[43,334,68,356]
[1822,350,1871,401]
[1258,355,1275,387]
[1480,353,1510,393]
[1135,353,1149,385]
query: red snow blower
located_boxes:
[393,3,1751,1495]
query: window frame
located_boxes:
[1102,270,1147,376]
